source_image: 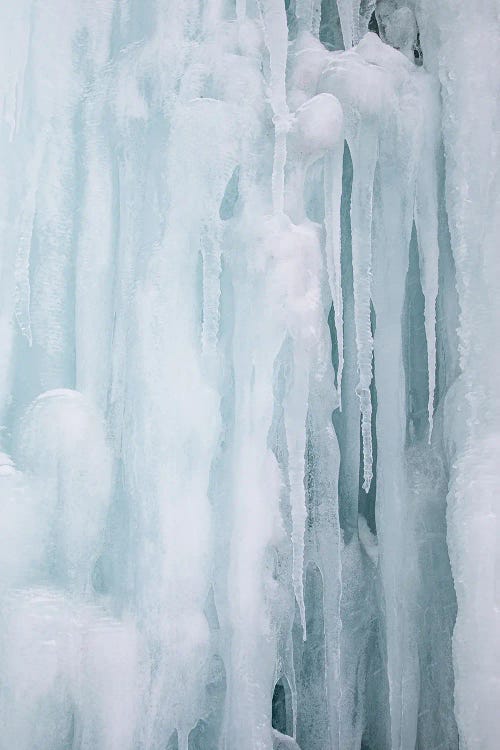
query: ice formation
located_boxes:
[0,1,498,749]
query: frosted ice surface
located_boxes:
[0,1,498,749]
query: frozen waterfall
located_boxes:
[0,1,499,749]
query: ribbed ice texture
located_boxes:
[0,2,497,750]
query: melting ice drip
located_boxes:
[0,1,499,750]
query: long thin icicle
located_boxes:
[14,143,45,346]
[284,350,309,637]
[177,99,238,358]
[350,122,378,491]
[324,145,345,402]
[257,0,290,214]
[336,0,354,49]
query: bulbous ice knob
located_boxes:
[290,93,343,159]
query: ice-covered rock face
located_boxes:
[0,1,498,750]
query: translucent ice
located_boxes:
[0,1,498,749]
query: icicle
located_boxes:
[366,41,422,750]
[14,203,34,346]
[14,143,45,347]
[176,98,239,357]
[282,92,343,632]
[336,0,354,49]
[336,0,375,49]
[295,0,313,30]
[324,144,345,401]
[311,0,322,38]
[415,204,438,443]
[201,220,223,357]
[350,123,378,492]
[257,0,290,214]
[415,76,441,441]
[295,0,322,36]
[318,40,384,492]
[358,0,376,42]
[284,352,309,636]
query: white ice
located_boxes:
[0,2,498,750]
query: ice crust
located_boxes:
[0,1,498,749]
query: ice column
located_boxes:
[417,2,500,747]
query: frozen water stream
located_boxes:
[0,1,498,749]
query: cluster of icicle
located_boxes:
[0,0,499,749]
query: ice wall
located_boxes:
[0,1,497,749]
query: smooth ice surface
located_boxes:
[0,1,498,749]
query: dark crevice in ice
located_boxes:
[435,145,460,405]
[333,142,357,541]
[368,10,379,35]
[414,32,423,65]
[333,142,377,540]
[403,223,430,445]
[285,0,299,40]
[204,586,220,630]
[328,303,339,390]
[188,719,217,750]
[219,165,240,220]
[272,677,293,737]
